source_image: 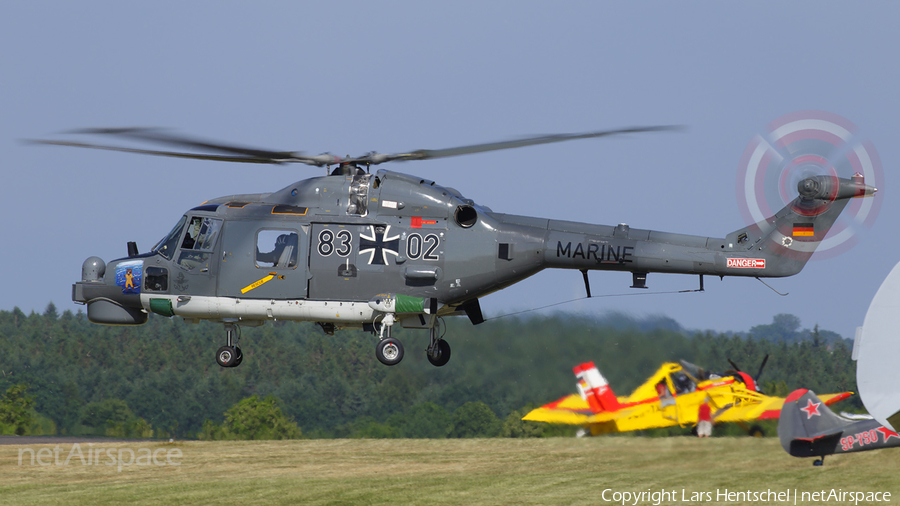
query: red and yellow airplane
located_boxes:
[523,360,852,436]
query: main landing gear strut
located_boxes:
[216,322,243,368]
[373,316,451,367]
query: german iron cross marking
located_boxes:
[359,225,400,265]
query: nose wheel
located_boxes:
[375,337,404,366]
[216,345,243,367]
[374,314,404,366]
[216,323,243,368]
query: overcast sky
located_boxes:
[2,1,898,339]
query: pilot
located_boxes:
[674,373,693,394]
[181,218,202,250]
[657,380,675,407]
[178,218,207,270]
[256,233,298,268]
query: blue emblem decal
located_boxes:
[115,260,144,294]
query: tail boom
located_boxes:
[539,175,875,279]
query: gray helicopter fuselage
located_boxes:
[73,168,872,329]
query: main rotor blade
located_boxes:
[342,125,681,165]
[31,124,680,168]
[27,136,342,166]
[67,127,299,161]
[26,139,284,164]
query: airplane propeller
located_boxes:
[754,354,769,383]
[727,354,769,391]
[27,125,681,168]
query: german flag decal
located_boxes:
[793,223,815,237]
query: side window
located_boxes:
[256,230,299,269]
[177,216,223,271]
[145,267,169,292]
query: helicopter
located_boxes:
[35,127,876,368]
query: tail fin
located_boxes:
[574,362,621,413]
[777,389,856,455]
[726,175,876,277]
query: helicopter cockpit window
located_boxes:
[256,230,299,269]
[152,215,188,260]
[181,217,222,251]
[176,217,223,271]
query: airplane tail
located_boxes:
[574,362,621,413]
[777,389,856,456]
[725,175,875,277]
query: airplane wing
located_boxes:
[522,394,595,424]
[522,394,650,425]
[712,392,853,423]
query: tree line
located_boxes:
[0,303,858,439]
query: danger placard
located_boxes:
[727,258,766,269]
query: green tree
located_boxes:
[391,402,452,438]
[43,302,58,320]
[499,408,544,438]
[82,399,133,428]
[749,313,803,344]
[449,401,501,438]
[80,398,153,438]
[763,380,790,398]
[220,394,302,440]
[340,416,400,438]
[0,384,35,435]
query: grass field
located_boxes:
[0,437,897,505]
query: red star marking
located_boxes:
[877,426,900,442]
[800,399,821,419]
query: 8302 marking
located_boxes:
[317,229,441,262]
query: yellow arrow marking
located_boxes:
[241,272,280,294]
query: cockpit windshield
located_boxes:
[181,216,223,251]
[152,216,187,260]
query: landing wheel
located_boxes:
[427,339,451,367]
[748,424,764,438]
[233,347,243,367]
[376,337,404,366]
[216,346,238,368]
